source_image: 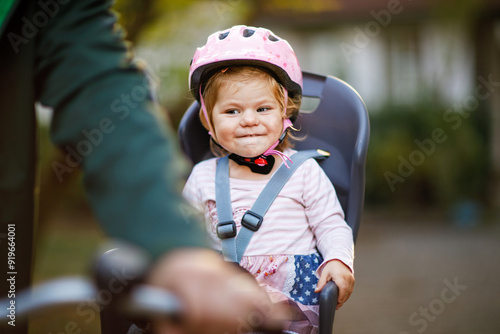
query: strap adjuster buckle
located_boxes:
[216,221,237,239]
[241,211,263,232]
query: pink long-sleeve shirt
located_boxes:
[182,151,354,273]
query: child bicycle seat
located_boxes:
[178,71,370,334]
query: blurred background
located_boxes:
[32,0,500,333]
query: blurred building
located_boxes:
[252,0,498,106]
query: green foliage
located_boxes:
[157,65,193,128]
[365,102,490,209]
[430,0,486,23]
[112,0,199,43]
[113,0,253,44]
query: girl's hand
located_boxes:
[314,260,355,310]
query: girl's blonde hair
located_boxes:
[200,66,302,157]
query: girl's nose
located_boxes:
[240,110,259,126]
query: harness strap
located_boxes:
[215,156,238,261]
[215,150,330,263]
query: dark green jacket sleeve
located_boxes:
[35,0,208,258]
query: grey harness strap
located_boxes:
[215,156,238,261]
[215,150,329,263]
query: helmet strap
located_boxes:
[229,154,275,175]
[199,85,215,136]
[227,117,292,175]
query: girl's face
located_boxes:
[211,76,284,158]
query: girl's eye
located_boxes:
[257,107,271,112]
[225,109,239,114]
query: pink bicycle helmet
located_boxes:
[189,25,303,101]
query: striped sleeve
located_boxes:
[302,159,354,274]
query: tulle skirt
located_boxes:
[240,252,323,334]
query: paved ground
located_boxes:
[332,211,500,334]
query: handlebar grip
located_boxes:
[93,243,152,293]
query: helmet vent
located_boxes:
[219,31,230,40]
[268,35,279,42]
[243,29,255,37]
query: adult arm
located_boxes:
[35,0,208,257]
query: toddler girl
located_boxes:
[183,25,354,334]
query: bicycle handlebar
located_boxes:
[0,277,182,326]
[0,243,183,328]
